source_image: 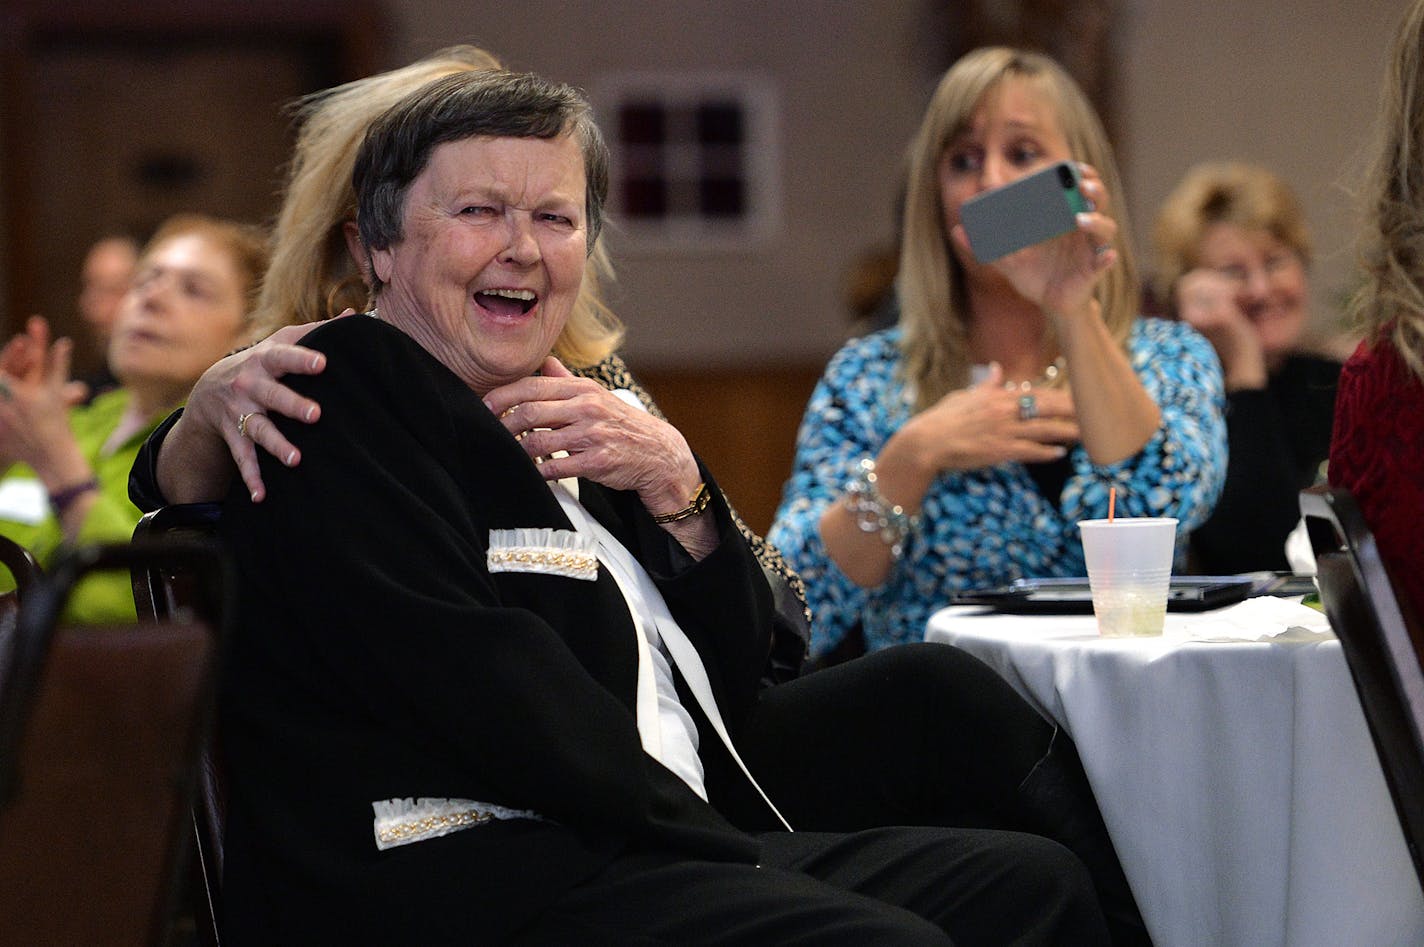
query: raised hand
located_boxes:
[0,317,90,487]
[484,357,718,556]
[897,363,1079,476]
[1174,268,1267,390]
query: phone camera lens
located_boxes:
[1057,164,1075,189]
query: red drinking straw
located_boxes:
[1108,486,1117,522]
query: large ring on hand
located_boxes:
[237,411,260,439]
[1018,394,1038,421]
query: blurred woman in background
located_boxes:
[1153,161,1340,574]
[769,47,1225,660]
[0,214,264,620]
[74,232,139,401]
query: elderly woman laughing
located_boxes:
[182,70,1119,945]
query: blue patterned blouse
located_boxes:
[767,317,1227,657]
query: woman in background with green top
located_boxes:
[0,213,265,620]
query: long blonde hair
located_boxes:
[253,45,625,367]
[897,47,1139,412]
[1351,0,1424,383]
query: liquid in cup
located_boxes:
[1077,517,1178,637]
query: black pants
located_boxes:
[513,644,1113,945]
[513,825,1101,945]
[724,641,1060,833]
[730,641,1142,945]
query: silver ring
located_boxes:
[1018,394,1038,421]
[1093,244,1112,256]
[237,411,260,439]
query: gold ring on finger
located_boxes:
[237,411,261,439]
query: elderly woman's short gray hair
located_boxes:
[353,69,609,291]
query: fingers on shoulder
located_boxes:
[257,342,325,375]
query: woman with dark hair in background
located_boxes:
[74,232,139,401]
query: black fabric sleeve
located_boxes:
[127,407,184,512]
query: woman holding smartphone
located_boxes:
[768,47,1226,661]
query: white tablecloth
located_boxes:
[925,604,1424,947]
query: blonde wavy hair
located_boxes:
[1351,0,1424,383]
[897,47,1139,412]
[252,45,625,367]
[1151,161,1311,306]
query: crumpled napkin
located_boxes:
[1170,595,1334,643]
[1284,517,1318,576]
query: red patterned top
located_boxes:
[1328,336,1424,616]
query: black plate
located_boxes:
[951,576,1255,614]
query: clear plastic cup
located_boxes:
[1077,517,1179,637]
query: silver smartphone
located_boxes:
[959,161,1089,263]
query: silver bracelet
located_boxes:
[843,457,919,559]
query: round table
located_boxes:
[925,605,1424,947]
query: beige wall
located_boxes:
[385,0,1407,369]
[1,0,1408,366]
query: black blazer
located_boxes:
[213,315,774,943]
